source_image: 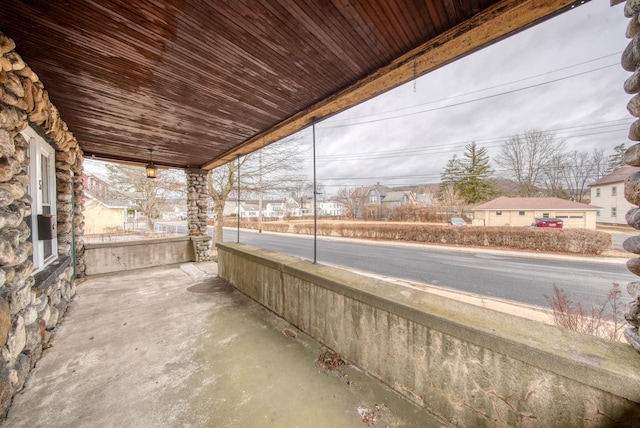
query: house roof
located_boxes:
[84,190,136,210]
[587,166,640,187]
[0,1,578,170]
[472,196,601,211]
[368,184,393,197]
[383,191,413,202]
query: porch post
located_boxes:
[186,168,211,261]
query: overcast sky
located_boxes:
[294,0,632,193]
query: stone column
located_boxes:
[620,0,640,353]
[186,168,211,261]
[72,149,86,277]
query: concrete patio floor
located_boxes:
[3,262,442,427]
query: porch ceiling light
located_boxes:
[146,148,157,178]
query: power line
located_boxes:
[315,119,631,162]
[319,64,619,129]
[324,52,623,124]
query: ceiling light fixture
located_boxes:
[146,148,157,178]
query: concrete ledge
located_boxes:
[218,242,640,426]
[85,237,194,275]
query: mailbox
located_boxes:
[37,214,57,240]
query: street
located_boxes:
[156,222,633,309]
[222,228,632,309]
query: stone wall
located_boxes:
[621,0,640,354]
[186,168,211,261]
[0,33,84,415]
[218,242,640,426]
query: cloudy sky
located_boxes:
[291,0,633,194]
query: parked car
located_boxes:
[448,217,467,226]
[532,217,563,228]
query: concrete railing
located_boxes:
[217,242,640,427]
[84,237,195,275]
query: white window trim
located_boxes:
[22,126,58,272]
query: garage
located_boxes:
[555,212,586,228]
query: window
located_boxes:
[543,213,550,218]
[569,215,583,219]
[596,188,601,197]
[597,211,600,217]
[612,186,617,196]
[496,211,502,216]
[518,211,525,216]
[22,127,58,272]
[612,207,617,217]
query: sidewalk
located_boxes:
[3,262,441,428]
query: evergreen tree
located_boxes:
[459,142,497,204]
[439,154,462,202]
[441,142,497,204]
[606,143,626,173]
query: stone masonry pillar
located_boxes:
[621,0,640,353]
[186,168,211,261]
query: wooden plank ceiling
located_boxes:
[0,0,581,170]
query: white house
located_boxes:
[588,166,640,225]
[319,201,346,216]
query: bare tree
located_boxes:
[106,163,185,231]
[240,137,308,230]
[438,183,462,214]
[495,129,565,196]
[541,152,568,198]
[561,149,605,203]
[207,158,245,248]
[207,136,308,245]
[591,147,609,180]
[335,187,357,218]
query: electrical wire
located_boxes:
[324,52,623,124]
[319,64,619,129]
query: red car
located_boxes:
[533,218,563,228]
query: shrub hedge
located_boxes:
[221,219,290,233]
[219,220,611,254]
[291,223,611,255]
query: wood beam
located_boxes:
[201,0,582,170]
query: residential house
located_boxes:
[83,174,141,234]
[261,198,298,217]
[236,203,260,218]
[263,201,286,218]
[382,191,416,209]
[588,166,640,225]
[319,201,346,216]
[353,183,416,219]
[83,191,138,234]
[471,196,601,229]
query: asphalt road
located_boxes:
[221,228,632,309]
